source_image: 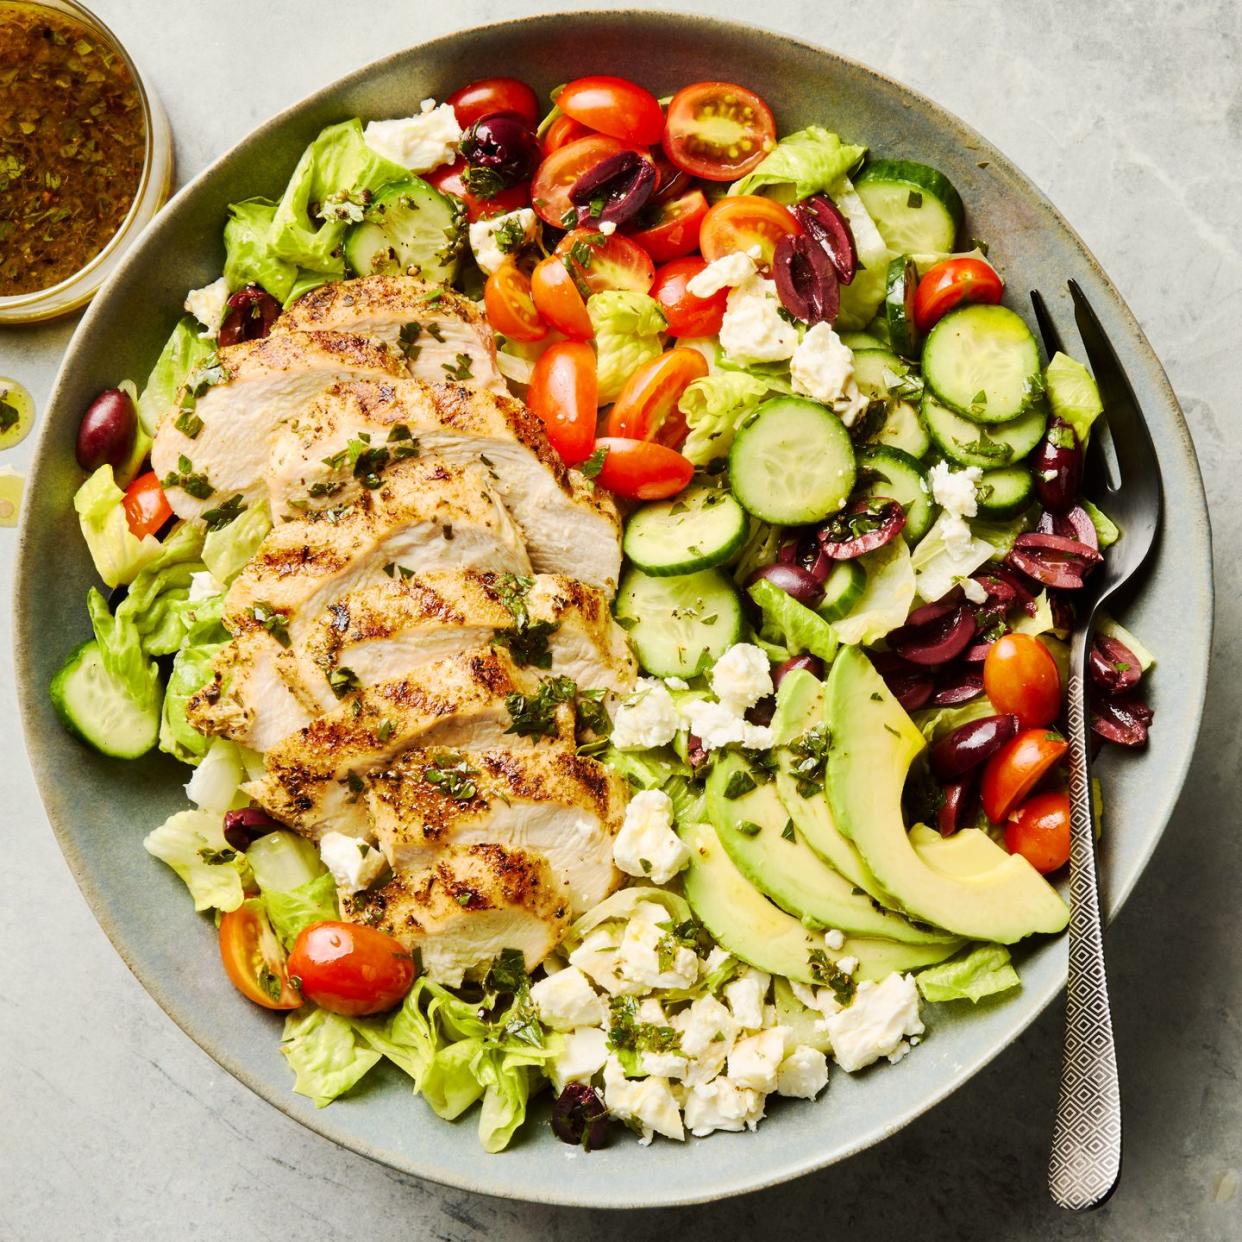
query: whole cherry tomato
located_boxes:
[484,258,547,343]
[980,728,1069,823]
[983,632,1062,727]
[542,113,593,154]
[606,347,708,448]
[122,471,172,539]
[557,75,665,145]
[528,341,599,466]
[447,76,539,128]
[650,257,728,337]
[530,134,645,227]
[1005,791,1071,874]
[590,437,694,500]
[914,258,1004,333]
[286,921,416,1017]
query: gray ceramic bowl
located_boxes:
[15,9,1212,1209]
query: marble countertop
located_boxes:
[3,1,1238,1237]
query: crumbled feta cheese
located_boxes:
[604,1056,684,1143]
[613,789,691,884]
[673,995,739,1059]
[727,1027,788,1093]
[776,1045,830,1099]
[681,699,774,752]
[467,207,539,275]
[824,928,846,952]
[319,831,388,894]
[598,220,617,236]
[703,946,733,976]
[568,925,634,995]
[724,967,770,1030]
[363,99,461,173]
[709,643,773,715]
[187,570,225,602]
[823,972,924,1073]
[718,275,799,363]
[637,997,667,1025]
[789,322,869,425]
[611,679,681,750]
[929,461,982,519]
[960,576,989,604]
[686,251,756,298]
[642,1050,689,1079]
[663,676,689,691]
[183,277,230,337]
[789,980,843,1016]
[617,916,699,991]
[682,1077,765,1136]
[550,1027,609,1091]
[530,966,606,1031]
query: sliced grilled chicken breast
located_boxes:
[265,380,622,592]
[273,274,505,392]
[150,331,407,520]
[341,844,570,985]
[369,747,626,914]
[243,648,573,838]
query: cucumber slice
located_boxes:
[50,640,159,760]
[974,465,1036,519]
[816,559,866,621]
[923,391,1047,469]
[839,332,884,352]
[344,178,465,283]
[855,444,937,542]
[872,399,931,458]
[851,349,930,458]
[729,396,856,525]
[922,304,1042,423]
[614,566,743,678]
[622,484,747,577]
[884,256,921,359]
[864,313,893,348]
[855,159,964,254]
[850,347,907,398]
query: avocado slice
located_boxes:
[706,752,956,946]
[825,647,1069,942]
[680,819,962,984]
[770,669,891,903]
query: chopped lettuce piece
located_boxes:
[1045,351,1103,444]
[831,178,889,268]
[1082,499,1120,548]
[184,737,247,813]
[731,518,783,587]
[911,513,997,605]
[143,808,249,912]
[222,197,298,302]
[602,748,703,825]
[679,372,770,464]
[836,250,892,331]
[159,594,228,764]
[281,1005,383,1108]
[566,885,693,946]
[914,696,997,744]
[74,465,163,588]
[730,126,866,201]
[832,538,916,646]
[283,267,336,309]
[202,500,272,583]
[263,872,339,949]
[1096,613,1155,671]
[587,290,666,402]
[476,1047,542,1154]
[748,578,839,661]
[1010,590,1055,638]
[136,317,219,435]
[916,944,1020,1004]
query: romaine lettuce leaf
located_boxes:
[283,268,336,309]
[74,465,164,588]
[184,737,248,813]
[1045,351,1103,444]
[748,578,839,661]
[1083,499,1120,548]
[910,513,997,605]
[679,372,769,464]
[916,943,1020,1004]
[263,872,339,950]
[159,595,228,765]
[831,538,916,646]
[730,126,866,201]
[1010,590,1056,638]
[222,197,298,302]
[913,696,997,744]
[587,290,667,402]
[281,1005,382,1108]
[202,501,271,583]
[731,519,783,587]
[136,317,219,435]
[143,808,249,912]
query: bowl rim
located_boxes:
[14,8,1214,1208]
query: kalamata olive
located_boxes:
[972,566,1038,617]
[76,387,137,473]
[791,194,857,285]
[223,806,286,852]
[772,654,825,688]
[905,587,964,628]
[931,713,1021,780]
[1089,633,1142,695]
[1048,591,1076,635]
[748,562,824,607]
[1032,417,1084,514]
[871,652,935,712]
[218,284,282,347]
[772,232,839,325]
[938,777,976,837]
[1036,504,1098,551]
[931,668,984,706]
[1006,532,1102,590]
[961,641,993,664]
[1091,693,1153,747]
[460,111,541,187]
[552,1082,610,1150]
[890,605,978,666]
[569,151,656,227]
[746,697,776,728]
[686,733,708,769]
[818,498,907,559]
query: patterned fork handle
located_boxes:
[1048,657,1122,1210]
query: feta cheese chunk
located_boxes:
[468,208,539,276]
[617,916,699,991]
[319,831,387,894]
[682,1077,765,1136]
[709,643,773,715]
[961,576,989,604]
[824,972,925,1073]
[604,1056,684,1143]
[681,699,774,752]
[183,277,230,338]
[568,925,634,996]
[686,251,756,298]
[727,1027,788,1093]
[790,322,868,425]
[641,1050,689,1079]
[187,570,225,602]
[550,1027,610,1091]
[363,99,461,173]
[530,966,607,1032]
[824,928,846,952]
[718,275,799,363]
[598,220,617,236]
[776,1045,830,1099]
[613,789,690,884]
[611,679,681,751]
[724,967,771,1030]
[928,462,983,558]
[673,995,739,1058]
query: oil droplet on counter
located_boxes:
[0,378,35,450]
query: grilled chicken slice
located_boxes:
[369,748,626,914]
[150,331,407,520]
[243,648,574,838]
[341,844,570,985]
[273,274,506,393]
[287,569,636,718]
[265,380,622,592]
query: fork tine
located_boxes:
[1030,289,1066,360]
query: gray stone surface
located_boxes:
[1,0,1238,1237]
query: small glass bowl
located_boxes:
[0,0,174,325]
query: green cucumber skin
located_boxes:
[817,559,866,621]
[974,465,1036,519]
[344,178,463,283]
[884,257,921,359]
[922,392,1047,469]
[622,488,748,577]
[855,444,937,542]
[50,640,159,760]
[855,159,964,254]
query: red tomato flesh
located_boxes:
[650,257,728,338]
[287,921,416,1017]
[531,134,642,227]
[123,470,172,539]
[557,75,665,145]
[542,113,593,155]
[219,902,302,1011]
[699,195,799,269]
[980,728,1069,823]
[447,77,539,129]
[625,189,709,262]
[914,258,1004,333]
[530,256,593,339]
[528,341,599,466]
[484,258,547,343]
[1005,791,1072,874]
[983,632,1062,728]
[591,437,694,500]
[426,159,530,222]
[606,347,708,448]
[554,227,655,295]
[662,81,777,181]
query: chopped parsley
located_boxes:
[787,724,832,798]
[607,995,682,1056]
[492,213,528,255]
[722,769,757,800]
[442,352,474,381]
[202,493,245,532]
[809,949,857,1005]
[422,752,480,802]
[328,666,360,699]
[492,618,559,669]
[249,601,290,648]
[580,445,607,479]
[161,453,214,500]
[504,674,576,740]
[463,166,505,199]
[574,687,612,755]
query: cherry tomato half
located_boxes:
[219,901,302,1011]
[650,256,728,337]
[1005,791,1071,874]
[287,921,416,1017]
[700,195,799,269]
[557,75,665,145]
[542,113,593,155]
[914,258,1004,333]
[123,470,172,539]
[606,347,708,448]
[530,255,593,339]
[983,633,1062,728]
[426,158,530,222]
[625,189,709,262]
[484,258,547,343]
[447,77,539,129]
[662,81,777,181]
[530,134,642,227]
[554,227,655,295]
[590,437,694,500]
[528,341,599,466]
[980,728,1069,823]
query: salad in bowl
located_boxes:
[49,71,1156,1153]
